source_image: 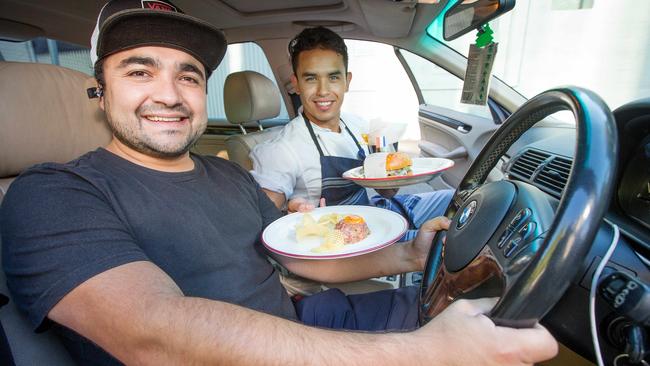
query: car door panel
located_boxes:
[419,104,499,189]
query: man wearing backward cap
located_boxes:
[0,1,557,365]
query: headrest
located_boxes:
[0,62,112,178]
[223,70,280,125]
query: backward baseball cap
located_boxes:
[90,0,226,76]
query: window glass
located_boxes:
[0,39,288,121]
[343,40,420,140]
[400,50,493,120]
[208,42,288,122]
[435,0,650,111]
[0,38,93,75]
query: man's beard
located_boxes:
[104,98,206,159]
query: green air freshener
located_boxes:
[461,24,498,106]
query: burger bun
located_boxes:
[362,152,413,178]
[386,152,412,171]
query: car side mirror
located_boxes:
[443,0,515,41]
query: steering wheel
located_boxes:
[418,87,618,328]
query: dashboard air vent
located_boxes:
[509,149,550,180]
[534,156,572,197]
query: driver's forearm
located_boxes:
[278,240,421,283]
[48,262,422,365]
[118,295,411,365]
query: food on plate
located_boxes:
[317,213,344,228]
[386,152,413,176]
[295,213,371,253]
[295,213,329,241]
[363,152,413,178]
[334,215,371,244]
[311,230,345,253]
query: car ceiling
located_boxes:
[0,0,446,47]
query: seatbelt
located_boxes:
[289,93,302,115]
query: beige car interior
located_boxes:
[0,62,112,199]
[223,70,284,170]
[0,61,111,365]
[190,70,286,165]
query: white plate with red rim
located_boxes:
[342,157,455,189]
[262,205,407,259]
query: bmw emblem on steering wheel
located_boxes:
[457,200,477,230]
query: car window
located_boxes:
[342,40,420,140]
[0,39,288,122]
[433,0,650,112]
[0,37,93,75]
[399,49,493,120]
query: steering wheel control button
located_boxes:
[504,236,523,257]
[509,208,532,229]
[517,222,536,240]
[504,243,517,257]
[456,200,478,230]
[497,230,512,248]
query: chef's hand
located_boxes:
[376,189,399,199]
[287,197,326,213]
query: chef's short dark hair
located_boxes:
[289,26,348,74]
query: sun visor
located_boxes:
[357,0,416,38]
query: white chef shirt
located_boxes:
[250,112,369,205]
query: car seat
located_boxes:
[223,70,283,170]
[0,61,112,365]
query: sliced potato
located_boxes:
[296,213,330,241]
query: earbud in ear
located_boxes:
[86,87,104,99]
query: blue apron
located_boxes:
[303,113,370,206]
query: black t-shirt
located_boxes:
[0,148,295,364]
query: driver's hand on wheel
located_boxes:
[413,298,558,365]
[412,216,450,270]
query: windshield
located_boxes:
[436,0,650,111]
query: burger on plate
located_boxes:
[363,152,413,178]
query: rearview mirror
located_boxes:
[443,0,515,41]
